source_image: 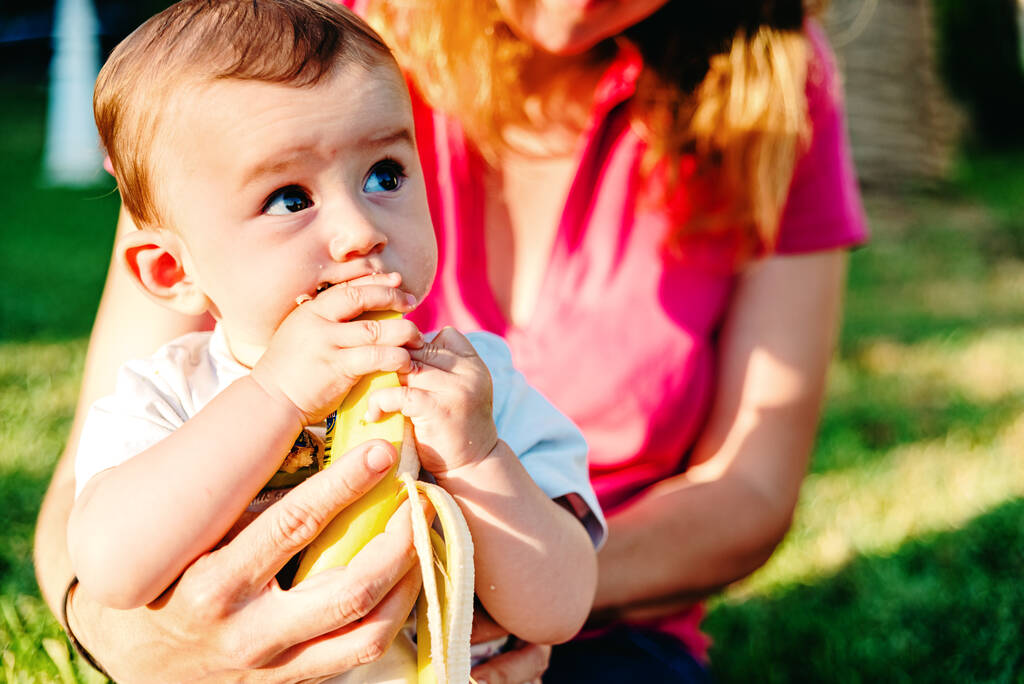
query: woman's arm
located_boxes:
[35,206,210,616]
[592,249,847,618]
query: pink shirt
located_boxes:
[405,24,867,659]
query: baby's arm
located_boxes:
[68,376,303,609]
[438,440,598,645]
[69,279,421,609]
[367,328,598,644]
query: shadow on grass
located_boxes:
[839,311,1024,354]
[705,498,1024,683]
[0,463,54,598]
[811,385,1023,474]
[839,181,1024,354]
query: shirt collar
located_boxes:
[209,323,251,385]
[592,39,644,116]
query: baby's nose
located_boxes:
[329,222,387,261]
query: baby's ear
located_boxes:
[118,229,211,316]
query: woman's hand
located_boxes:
[65,440,422,683]
[469,613,552,684]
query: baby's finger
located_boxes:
[328,316,424,351]
[427,326,479,357]
[408,340,467,374]
[330,346,413,380]
[309,283,417,322]
[364,385,439,423]
[330,271,402,289]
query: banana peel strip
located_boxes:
[399,474,474,684]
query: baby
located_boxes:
[68,0,602,669]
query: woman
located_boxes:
[34,0,866,681]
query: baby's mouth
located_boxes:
[295,282,338,306]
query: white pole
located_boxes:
[1018,0,1024,70]
[42,0,104,187]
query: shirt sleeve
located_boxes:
[466,331,608,548]
[74,357,191,498]
[775,21,869,254]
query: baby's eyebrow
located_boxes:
[361,127,414,150]
[238,127,414,188]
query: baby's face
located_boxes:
[160,61,436,366]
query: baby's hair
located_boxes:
[95,0,395,229]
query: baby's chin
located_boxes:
[222,334,267,370]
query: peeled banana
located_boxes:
[292,312,475,684]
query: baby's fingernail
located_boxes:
[366,445,392,472]
[403,293,418,307]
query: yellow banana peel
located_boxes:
[293,312,475,684]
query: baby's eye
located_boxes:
[363,160,406,194]
[263,186,313,215]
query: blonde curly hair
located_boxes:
[366,0,826,256]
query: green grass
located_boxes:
[2,78,1023,681]
[0,81,118,682]
[704,158,1024,679]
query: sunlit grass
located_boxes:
[728,323,1024,595]
[858,327,1024,402]
[0,78,116,681]
[744,410,1024,594]
[705,162,1024,680]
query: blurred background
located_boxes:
[1,0,1023,681]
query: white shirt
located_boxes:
[75,326,606,546]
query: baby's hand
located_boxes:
[366,327,499,476]
[250,274,423,426]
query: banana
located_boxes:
[292,312,475,684]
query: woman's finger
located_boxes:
[263,566,423,681]
[208,440,398,596]
[470,609,509,644]
[250,500,422,657]
[470,641,552,684]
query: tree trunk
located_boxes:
[823,0,965,190]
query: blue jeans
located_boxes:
[543,626,713,683]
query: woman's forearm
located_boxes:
[438,440,598,644]
[34,453,78,618]
[594,252,846,620]
[593,469,794,618]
